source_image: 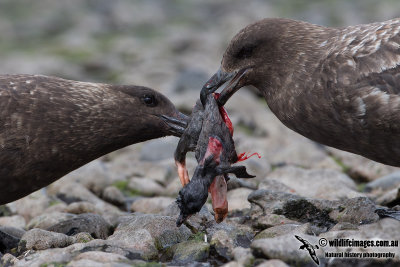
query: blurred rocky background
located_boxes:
[1,0,400,266]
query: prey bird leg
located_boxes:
[176,161,190,186]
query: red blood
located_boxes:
[201,137,222,164]
[236,152,262,162]
[213,93,234,135]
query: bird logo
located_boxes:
[295,235,320,265]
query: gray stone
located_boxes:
[327,147,400,181]
[227,188,253,211]
[0,215,26,229]
[375,188,400,206]
[328,197,380,225]
[210,227,254,261]
[46,213,111,239]
[254,224,302,240]
[260,166,363,200]
[143,160,174,185]
[227,177,258,191]
[127,177,164,196]
[11,246,72,267]
[13,191,52,222]
[171,240,210,264]
[256,259,290,267]
[365,171,400,192]
[20,228,74,250]
[107,214,191,260]
[130,196,175,214]
[102,186,126,206]
[27,212,77,230]
[61,160,112,196]
[69,251,129,264]
[257,178,293,193]
[251,213,301,230]
[47,181,123,224]
[0,253,19,266]
[65,201,103,215]
[232,247,254,266]
[139,136,178,162]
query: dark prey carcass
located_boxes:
[175,93,257,226]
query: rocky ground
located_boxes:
[1,1,400,267]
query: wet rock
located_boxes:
[171,240,210,264]
[140,136,178,162]
[260,166,362,200]
[227,188,253,211]
[365,171,400,192]
[127,177,164,196]
[0,215,26,229]
[101,186,126,206]
[130,196,175,214]
[254,224,301,240]
[46,213,111,239]
[107,214,191,260]
[20,228,74,251]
